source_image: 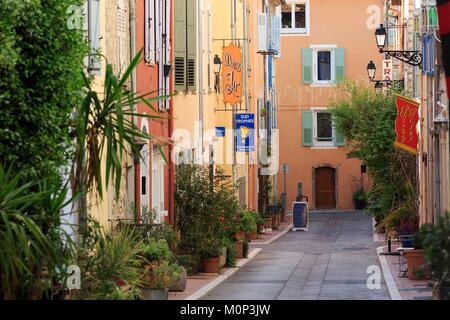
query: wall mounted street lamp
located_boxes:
[375,24,423,67]
[213,54,222,93]
[367,60,404,91]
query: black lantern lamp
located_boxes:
[366,60,404,91]
[374,24,422,67]
[375,24,387,52]
[213,54,222,93]
[367,60,377,81]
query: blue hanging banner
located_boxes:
[235,113,255,152]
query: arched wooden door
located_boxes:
[315,167,336,209]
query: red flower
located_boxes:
[115,279,126,287]
[219,216,225,223]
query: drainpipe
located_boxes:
[231,0,237,187]
[130,0,141,222]
[198,0,204,164]
[169,0,175,225]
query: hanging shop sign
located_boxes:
[222,44,243,104]
[394,95,420,154]
[235,113,255,152]
[383,59,393,81]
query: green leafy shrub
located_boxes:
[224,238,237,268]
[175,165,239,258]
[414,214,450,286]
[142,261,180,290]
[243,240,249,258]
[240,211,257,233]
[331,82,418,228]
[139,239,174,263]
[0,0,88,183]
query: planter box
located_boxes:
[234,240,244,259]
[142,289,169,300]
[169,267,187,292]
[202,257,220,274]
[405,250,430,280]
[249,230,258,241]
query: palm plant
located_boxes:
[0,164,75,300]
[72,49,170,230]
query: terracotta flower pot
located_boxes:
[264,217,272,229]
[250,230,258,241]
[245,232,251,242]
[405,250,430,280]
[234,240,244,259]
[202,256,220,274]
[240,230,246,239]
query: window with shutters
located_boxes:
[313,110,341,147]
[302,109,344,148]
[174,0,197,92]
[87,0,101,75]
[302,46,345,85]
[313,47,334,84]
[145,0,156,64]
[280,1,309,35]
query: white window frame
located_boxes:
[280,0,310,35]
[312,108,336,147]
[311,45,336,85]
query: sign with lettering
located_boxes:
[215,127,226,137]
[383,59,393,81]
[235,113,255,152]
[395,95,420,154]
[222,44,243,104]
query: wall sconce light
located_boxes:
[374,24,422,67]
[366,60,404,91]
[213,54,222,94]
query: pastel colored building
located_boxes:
[275,0,384,210]
[172,0,282,210]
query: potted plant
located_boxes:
[141,261,180,300]
[353,189,367,210]
[414,215,450,300]
[169,264,187,292]
[241,211,257,241]
[199,240,222,274]
[351,177,367,210]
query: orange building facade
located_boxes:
[276,0,384,210]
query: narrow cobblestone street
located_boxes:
[202,212,390,300]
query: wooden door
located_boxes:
[315,167,336,209]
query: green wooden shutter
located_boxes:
[302,48,313,84]
[187,1,197,92]
[335,48,345,82]
[302,110,313,147]
[174,0,187,91]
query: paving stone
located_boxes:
[201,212,391,300]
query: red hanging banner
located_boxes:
[394,95,420,154]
